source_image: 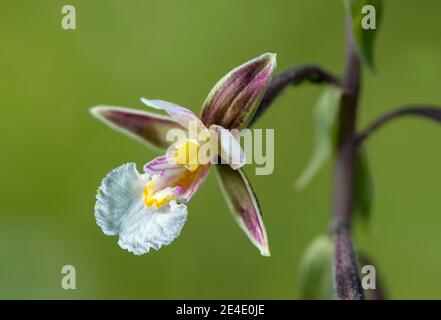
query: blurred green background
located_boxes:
[1,0,441,299]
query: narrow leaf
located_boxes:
[216,165,270,256]
[295,86,342,189]
[345,0,383,72]
[298,235,334,300]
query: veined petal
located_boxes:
[216,165,270,256]
[144,156,211,202]
[201,53,277,129]
[143,155,183,175]
[141,98,204,130]
[178,164,211,201]
[144,156,188,195]
[94,163,187,255]
[90,106,183,150]
[212,125,246,170]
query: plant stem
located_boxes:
[334,17,361,226]
[357,106,441,144]
[251,65,341,126]
[333,225,364,299]
[333,10,363,300]
[332,13,364,300]
[251,6,370,301]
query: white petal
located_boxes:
[94,163,188,255]
[212,125,246,170]
[140,98,203,130]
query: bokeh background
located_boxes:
[1,0,441,299]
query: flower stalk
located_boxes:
[357,106,441,144]
[251,65,342,126]
[251,8,365,300]
[331,12,364,300]
[250,0,441,300]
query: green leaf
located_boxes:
[345,0,383,72]
[298,235,334,300]
[295,86,342,190]
[354,147,375,222]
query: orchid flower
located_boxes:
[91,53,276,256]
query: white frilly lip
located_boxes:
[94,162,188,255]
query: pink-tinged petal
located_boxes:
[216,165,270,256]
[178,164,211,201]
[201,53,277,129]
[144,156,188,194]
[141,98,204,130]
[211,125,246,170]
[144,155,211,203]
[90,106,183,150]
[143,155,182,175]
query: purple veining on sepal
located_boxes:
[216,165,270,256]
[201,53,276,130]
[228,59,276,129]
[90,106,183,150]
[241,208,267,250]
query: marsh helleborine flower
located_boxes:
[91,53,276,256]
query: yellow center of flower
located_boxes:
[174,139,200,172]
[143,176,177,208]
[143,139,203,208]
